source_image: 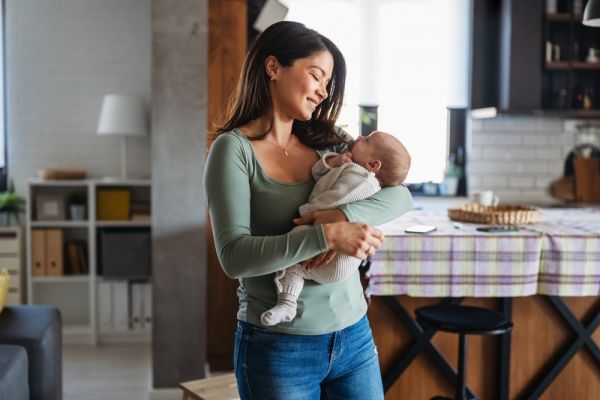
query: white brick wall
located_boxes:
[468,116,599,204]
[6,0,151,195]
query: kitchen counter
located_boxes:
[412,195,600,210]
[367,207,600,399]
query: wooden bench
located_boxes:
[180,373,239,400]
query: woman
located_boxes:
[204,21,412,399]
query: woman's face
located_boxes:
[268,50,334,121]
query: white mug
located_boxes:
[470,190,499,206]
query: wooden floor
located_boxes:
[63,345,151,400]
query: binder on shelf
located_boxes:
[142,283,152,331]
[31,229,47,277]
[66,241,81,275]
[130,283,144,331]
[45,229,63,277]
[98,282,113,333]
[76,243,88,274]
[112,281,129,332]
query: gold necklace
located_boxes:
[265,135,293,157]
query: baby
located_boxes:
[261,131,411,326]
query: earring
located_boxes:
[270,77,275,81]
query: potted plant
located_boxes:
[67,191,87,221]
[0,181,26,226]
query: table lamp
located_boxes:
[97,94,148,179]
[583,0,600,27]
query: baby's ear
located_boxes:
[367,160,382,172]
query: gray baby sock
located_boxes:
[260,292,298,326]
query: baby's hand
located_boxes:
[325,152,353,168]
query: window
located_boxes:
[286,0,470,183]
[0,0,5,190]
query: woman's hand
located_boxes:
[323,222,384,260]
[295,209,347,269]
[300,250,337,270]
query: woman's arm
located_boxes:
[204,134,329,279]
[340,184,413,225]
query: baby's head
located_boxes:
[350,131,411,187]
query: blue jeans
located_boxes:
[233,315,384,400]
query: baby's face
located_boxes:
[349,131,387,167]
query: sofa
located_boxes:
[0,306,62,400]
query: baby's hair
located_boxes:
[376,134,411,187]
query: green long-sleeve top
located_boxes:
[204,128,413,334]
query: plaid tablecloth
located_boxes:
[367,208,600,297]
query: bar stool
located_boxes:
[415,304,513,400]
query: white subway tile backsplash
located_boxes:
[548,134,576,146]
[506,117,539,131]
[468,161,521,174]
[469,146,485,160]
[500,134,523,146]
[519,162,547,174]
[469,115,572,203]
[535,176,556,189]
[535,148,562,160]
[508,148,535,160]
[493,190,522,201]
[546,162,564,176]
[517,190,554,202]
[509,176,535,188]
[522,135,549,146]
[536,118,565,132]
[483,176,508,187]
[468,176,483,188]
[483,148,511,160]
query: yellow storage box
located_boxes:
[0,269,9,312]
[97,189,131,221]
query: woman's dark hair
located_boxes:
[213,21,347,149]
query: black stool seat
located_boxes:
[416,304,513,400]
[416,304,512,335]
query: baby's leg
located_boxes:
[261,265,308,326]
[307,254,359,284]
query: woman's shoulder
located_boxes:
[212,129,250,153]
[213,128,244,145]
[210,129,254,165]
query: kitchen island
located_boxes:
[367,208,600,399]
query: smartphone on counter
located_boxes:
[405,225,437,234]
[476,226,519,233]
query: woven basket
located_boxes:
[448,204,543,225]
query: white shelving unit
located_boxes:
[26,179,152,345]
[0,227,23,305]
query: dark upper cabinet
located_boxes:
[470,0,501,109]
[470,0,544,112]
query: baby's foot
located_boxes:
[260,294,298,326]
[261,304,297,326]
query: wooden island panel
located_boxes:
[368,296,600,399]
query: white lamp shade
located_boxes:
[583,0,600,27]
[97,94,148,136]
[253,0,289,32]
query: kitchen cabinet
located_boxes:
[543,1,600,117]
[470,0,544,112]
[470,0,600,117]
